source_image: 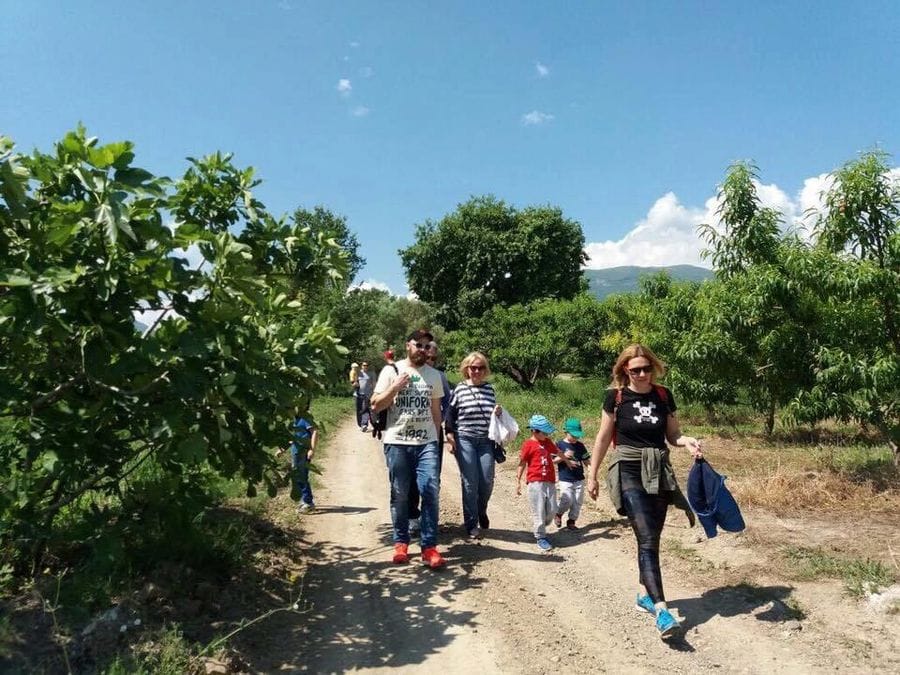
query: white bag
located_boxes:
[488,408,519,446]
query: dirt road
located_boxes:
[250,419,900,674]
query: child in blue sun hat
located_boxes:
[516,414,561,551]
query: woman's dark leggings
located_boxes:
[621,475,670,603]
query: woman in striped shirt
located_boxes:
[445,351,502,539]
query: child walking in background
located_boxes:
[516,414,560,551]
[289,408,318,513]
[554,418,590,530]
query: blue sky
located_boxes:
[3,1,899,294]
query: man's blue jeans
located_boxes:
[291,449,314,505]
[384,441,440,548]
[454,435,495,532]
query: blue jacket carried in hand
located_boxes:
[686,458,745,539]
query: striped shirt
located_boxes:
[447,382,496,438]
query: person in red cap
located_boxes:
[371,329,447,568]
[383,349,395,363]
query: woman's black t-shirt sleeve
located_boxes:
[603,386,676,448]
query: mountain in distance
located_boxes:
[584,265,713,300]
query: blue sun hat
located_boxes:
[527,414,555,435]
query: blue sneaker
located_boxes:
[537,538,553,551]
[635,594,657,616]
[656,608,681,639]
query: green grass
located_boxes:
[491,375,604,443]
[309,395,357,439]
[102,624,193,675]
[0,614,17,660]
[782,546,896,597]
[490,375,754,444]
[662,538,717,572]
[35,396,356,630]
[216,394,356,501]
[813,444,899,488]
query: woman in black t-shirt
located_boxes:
[586,344,703,640]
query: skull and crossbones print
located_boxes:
[632,400,659,424]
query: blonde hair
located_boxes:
[459,351,491,379]
[610,344,666,389]
[349,363,360,384]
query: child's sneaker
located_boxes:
[566,519,577,530]
[536,538,553,551]
[656,608,681,639]
[422,547,446,569]
[392,543,410,564]
[298,502,315,513]
[468,527,482,540]
[553,513,563,528]
[635,593,657,616]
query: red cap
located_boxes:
[383,349,394,360]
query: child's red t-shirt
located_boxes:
[519,437,558,483]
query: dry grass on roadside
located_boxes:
[729,466,899,514]
[667,436,900,516]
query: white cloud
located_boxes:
[535,61,549,78]
[348,280,425,300]
[350,279,392,293]
[351,106,370,117]
[584,167,898,269]
[521,110,554,126]
[585,193,716,269]
[359,66,374,78]
[336,79,352,96]
[349,41,360,48]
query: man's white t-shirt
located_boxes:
[373,359,443,445]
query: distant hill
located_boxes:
[584,265,713,299]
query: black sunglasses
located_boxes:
[628,365,653,375]
[469,365,486,372]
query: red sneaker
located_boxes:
[421,547,446,569]
[392,543,410,564]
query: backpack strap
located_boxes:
[372,363,400,440]
[612,388,623,448]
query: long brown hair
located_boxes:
[610,344,666,389]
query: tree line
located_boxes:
[1,128,896,579]
[386,156,898,460]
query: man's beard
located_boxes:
[409,351,427,366]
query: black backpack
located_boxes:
[371,363,398,440]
